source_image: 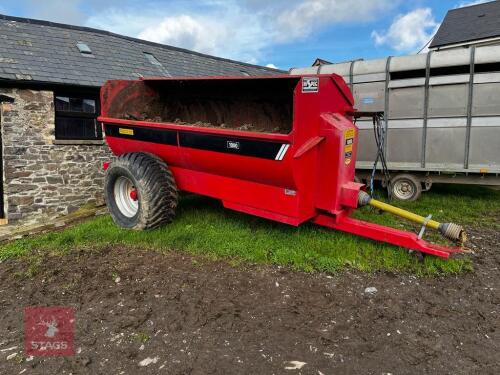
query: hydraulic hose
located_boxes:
[358,191,467,244]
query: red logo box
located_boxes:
[24,306,75,356]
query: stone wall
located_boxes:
[0,88,112,224]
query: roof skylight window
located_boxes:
[144,52,162,66]
[77,42,92,54]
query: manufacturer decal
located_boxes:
[118,128,134,136]
[227,141,240,150]
[302,77,319,93]
[362,97,375,104]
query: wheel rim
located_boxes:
[393,179,415,200]
[113,176,139,218]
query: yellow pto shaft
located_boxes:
[368,198,441,231]
[357,191,466,244]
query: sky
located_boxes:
[0,0,492,69]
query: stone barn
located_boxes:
[0,14,279,225]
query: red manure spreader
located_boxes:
[98,74,466,259]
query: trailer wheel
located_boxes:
[391,174,422,201]
[105,153,178,230]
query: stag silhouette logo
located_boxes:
[38,317,59,338]
[25,306,75,356]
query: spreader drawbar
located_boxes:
[100,74,467,259]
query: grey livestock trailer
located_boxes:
[291,45,500,200]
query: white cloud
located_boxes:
[87,3,272,64]
[138,15,227,55]
[86,0,397,65]
[266,63,278,69]
[276,0,395,41]
[371,8,439,52]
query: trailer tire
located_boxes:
[391,174,421,201]
[105,153,178,230]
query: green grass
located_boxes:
[1,184,499,276]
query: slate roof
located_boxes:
[429,1,500,49]
[0,14,282,87]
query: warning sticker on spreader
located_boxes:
[344,129,355,139]
[118,128,134,136]
[344,129,355,165]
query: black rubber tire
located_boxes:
[391,173,422,201]
[104,153,178,230]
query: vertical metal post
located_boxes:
[349,60,356,91]
[421,51,432,168]
[464,46,475,170]
[383,57,392,159]
[317,63,324,74]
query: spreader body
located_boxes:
[99,74,464,258]
[100,75,361,225]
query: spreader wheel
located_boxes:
[104,153,178,230]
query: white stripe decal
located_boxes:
[278,144,290,161]
[275,144,286,160]
[282,144,290,160]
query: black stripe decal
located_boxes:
[104,124,177,145]
[104,124,288,160]
[179,132,285,160]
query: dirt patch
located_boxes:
[0,228,499,374]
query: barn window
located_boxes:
[54,93,102,140]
